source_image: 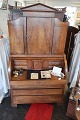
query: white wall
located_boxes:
[18,0,79,7]
[0,10,8,38]
[15,0,75,7]
[45,0,72,7]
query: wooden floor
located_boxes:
[0,92,74,120]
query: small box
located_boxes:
[41,71,51,79]
[31,73,39,79]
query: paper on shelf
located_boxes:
[52,66,62,76]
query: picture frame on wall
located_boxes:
[77,12,80,18]
[0,0,7,10]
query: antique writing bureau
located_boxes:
[8,3,68,107]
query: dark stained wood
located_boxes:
[8,3,68,107]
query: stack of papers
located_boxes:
[51,66,65,78]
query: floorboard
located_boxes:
[0,91,74,120]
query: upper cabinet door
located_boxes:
[52,18,68,55]
[8,3,68,56]
[8,17,24,55]
[27,17,53,55]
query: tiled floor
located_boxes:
[0,91,74,120]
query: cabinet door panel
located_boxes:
[27,17,53,55]
[52,19,68,54]
[8,18,24,54]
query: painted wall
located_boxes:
[45,0,72,7]
[0,10,8,38]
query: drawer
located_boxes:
[12,95,62,104]
[12,88,63,96]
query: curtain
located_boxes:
[0,38,10,103]
[68,31,80,88]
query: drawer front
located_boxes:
[12,95,63,104]
[11,80,65,89]
[12,89,63,96]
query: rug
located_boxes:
[25,103,54,120]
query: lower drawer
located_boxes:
[12,95,63,105]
